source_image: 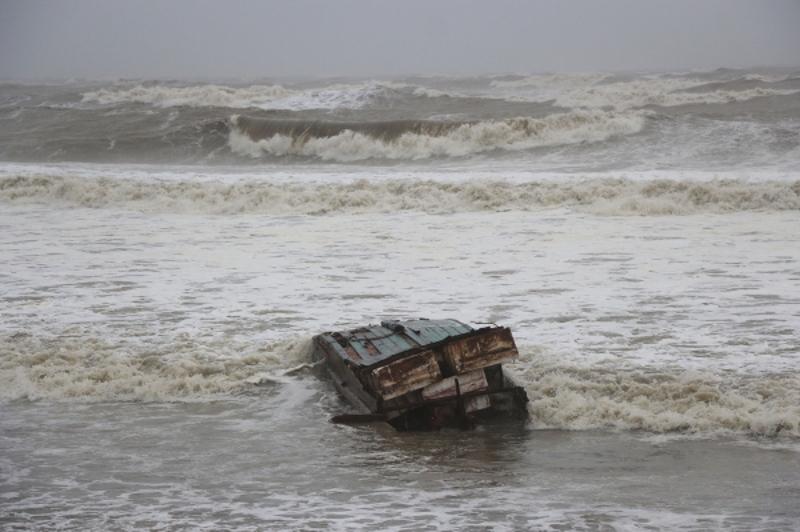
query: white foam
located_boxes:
[509,348,800,438]
[3,173,798,215]
[744,72,791,83]
[2,177,799,441]
[79,75,797,114]
[3,331,797,438]
[82,84,293,108]
[488,72,611,102]
[490,72,611,89]
[81,81,417,111]
[491,75,799,109]
[228,110,648,161]
[556,84,800,110]
[0,334,314,402]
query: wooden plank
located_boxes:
[421,369,488,401]
[370,350,441,400]
[465,395,491,413]
[442,327,519,373]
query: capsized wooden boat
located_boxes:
[312,318,529,430]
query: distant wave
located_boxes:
[556,84,799,110]
[3,73,793,167]
[81,81,424,111]
[83,84,292,108]
[228,111,648,161]
[490,72,612,89]
[3,174,799,215]
[491,75,799,109]
[77,75,800,115]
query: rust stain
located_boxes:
[443,327,518,373]
[313,319,529,430]
[370,350,441,400]
[344,345,361,361]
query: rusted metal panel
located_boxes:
[421,369,488,401]
[442,327,519,373]
[370,350,442,400]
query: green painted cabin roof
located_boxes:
[315,318,474,367]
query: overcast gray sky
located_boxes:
[1,0,798,80]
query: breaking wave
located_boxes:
[490,72,612,89]
[2,333,797,439]
[2,174,799,215]
[83,84,292,108]
[82,81,418,111]
[228,111,648,161]
[510,348,800,438]
[0,333,314,402]
[492,75,799,110]
[556,85,799,110]
[6,72,796,166]
[79,75,798,114]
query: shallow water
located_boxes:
[2,68,800,530]
[3,393,799,531]
[2,191,799,529]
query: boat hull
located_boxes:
[312,319,529,431]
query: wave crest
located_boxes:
[228,111,647,161]
[490,76,799,109]
[556,84,799,110]
[3,333,797,439]
[76,75,800,115]
[511,349,800,438]
[0,333,314,402]
[2,174,799,215]
[83,84,292,108]
[81,81,416,111]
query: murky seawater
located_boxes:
[2,194,799,530]
[3,395,799,530]
[2,69,800,529]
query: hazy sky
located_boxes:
[1,0,798,80]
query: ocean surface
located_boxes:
[1,68,799,530]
